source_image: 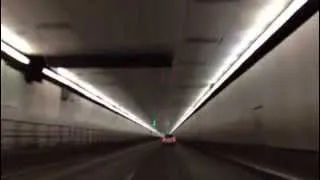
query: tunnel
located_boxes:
[1,0,319,179]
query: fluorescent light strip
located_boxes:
[1,25,33,54]
[170,0,307,133]
[44,68,162,136]
[1,41,30,64]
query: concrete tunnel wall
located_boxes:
[175,13,319,151]
[1,60,153,150]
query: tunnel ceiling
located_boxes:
[1,0,293,133]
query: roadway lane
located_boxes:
[132,146,192,180]
[2,142,159,180]
[2,142,282,180]
[176,145,283,180]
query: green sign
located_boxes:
[152,119,157,128]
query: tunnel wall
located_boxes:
[176,13,319,151]
[1,61,153,150]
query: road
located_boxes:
[2,142,283,180]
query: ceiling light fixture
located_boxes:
[1,24,33,54]
[170,0,307,133]
[1,41,30,64]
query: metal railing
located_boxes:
[1,119,111,150]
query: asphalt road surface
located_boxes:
[2,142,282,180]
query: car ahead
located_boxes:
[161,134,176,145]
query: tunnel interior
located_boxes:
[1,0,319,179]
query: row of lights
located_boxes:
[169,0,308,133]
[1,26,163,137]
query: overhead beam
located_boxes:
[27,51,173,68]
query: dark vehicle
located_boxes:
[161,134,176,145]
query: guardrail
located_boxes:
[1,119,113,150]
